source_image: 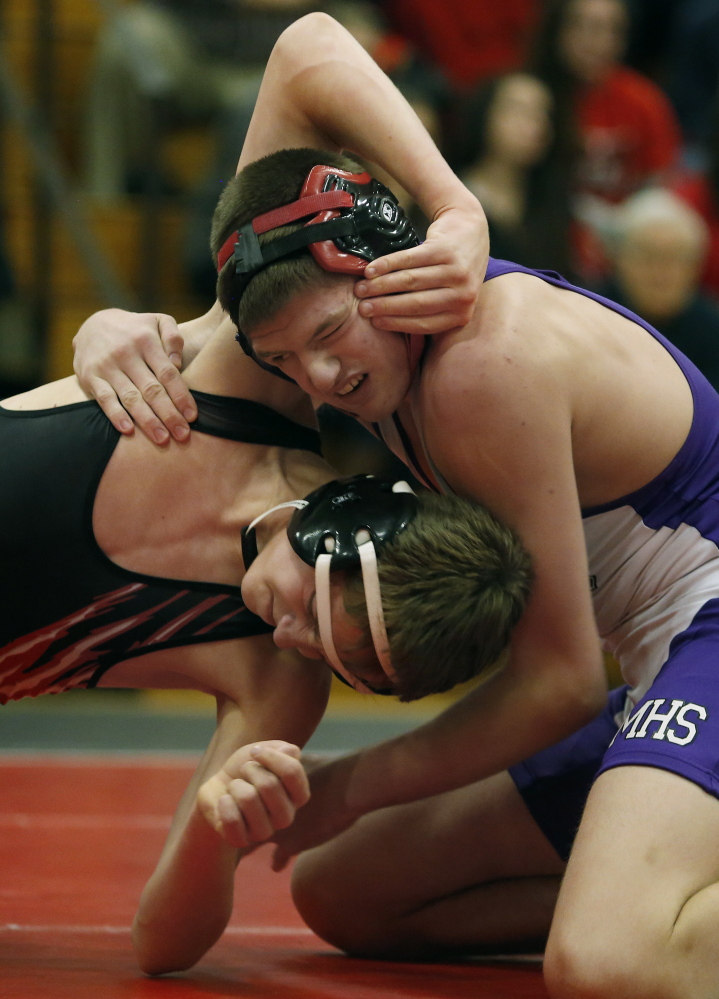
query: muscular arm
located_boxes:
[131,636,330,975]
[241,13,477,227]
[241,12,488,333]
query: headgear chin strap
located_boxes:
[242,475,418,694]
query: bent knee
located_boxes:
[544,924,682,999]
[291,849,411,957]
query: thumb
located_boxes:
[250,741,301,760]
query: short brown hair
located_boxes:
[211,148,363,333]
[345,492,533,702]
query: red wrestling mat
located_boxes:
[0,757,548,999]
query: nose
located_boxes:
[304,351,341,394]
[273,614,321,659]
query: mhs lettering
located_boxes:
[616,698,708,746]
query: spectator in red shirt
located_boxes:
[533,0,682,279]
[534,0,681,203]
[381,0,541,92]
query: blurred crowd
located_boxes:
[5,0,719,441]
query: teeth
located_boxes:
[338,374,364,396]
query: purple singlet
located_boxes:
[377,258,719,860]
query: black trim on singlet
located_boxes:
[190,390,321,453]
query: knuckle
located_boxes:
[157,365,180,386]
[402,271,419,290]
[113,343,133,364]
[230,784,257,808]
[196,786,213,815]
[137,331,156,350]
[142,380,164,402]
[120,387,141,408]
[254,771,280,794]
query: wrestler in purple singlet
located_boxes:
[376,258,719,860]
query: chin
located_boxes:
[352,384,408,423]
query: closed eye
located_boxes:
[318,323,342,342]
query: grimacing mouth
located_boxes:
[336,373,367,397]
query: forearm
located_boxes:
[132,652,330,974]
[342,658,606,819]
[132,805,241,975]
[242,13,484,225]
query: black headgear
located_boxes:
[242,475,418,695]
[286,474,418,568]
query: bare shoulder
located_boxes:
[421,272,573,427]
[1,375,90,411]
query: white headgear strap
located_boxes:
[247,499,308,533]
[315,551,375,695]
[357,533,398,683]
[314,480,414,692]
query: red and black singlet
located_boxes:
[0,391,321,702]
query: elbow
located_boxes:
[560,650,608,728]
[131,918,215,977]
[273,12,343,67]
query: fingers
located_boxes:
[88,377,134,435]
[355,258,477,335]
[157,313,185,370]
[359,286,474,336]
[199,743,309,850]
[250,744,310,807]
[357,263,449,302]
[359,242,445,282]
[107,369,176,446]
[133,334,197,430]
[73,310,195,443]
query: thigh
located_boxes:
[293,770,565,917]
[548,765,719,979]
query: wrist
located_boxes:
[432,188,486,225]
[416,168,484,224]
